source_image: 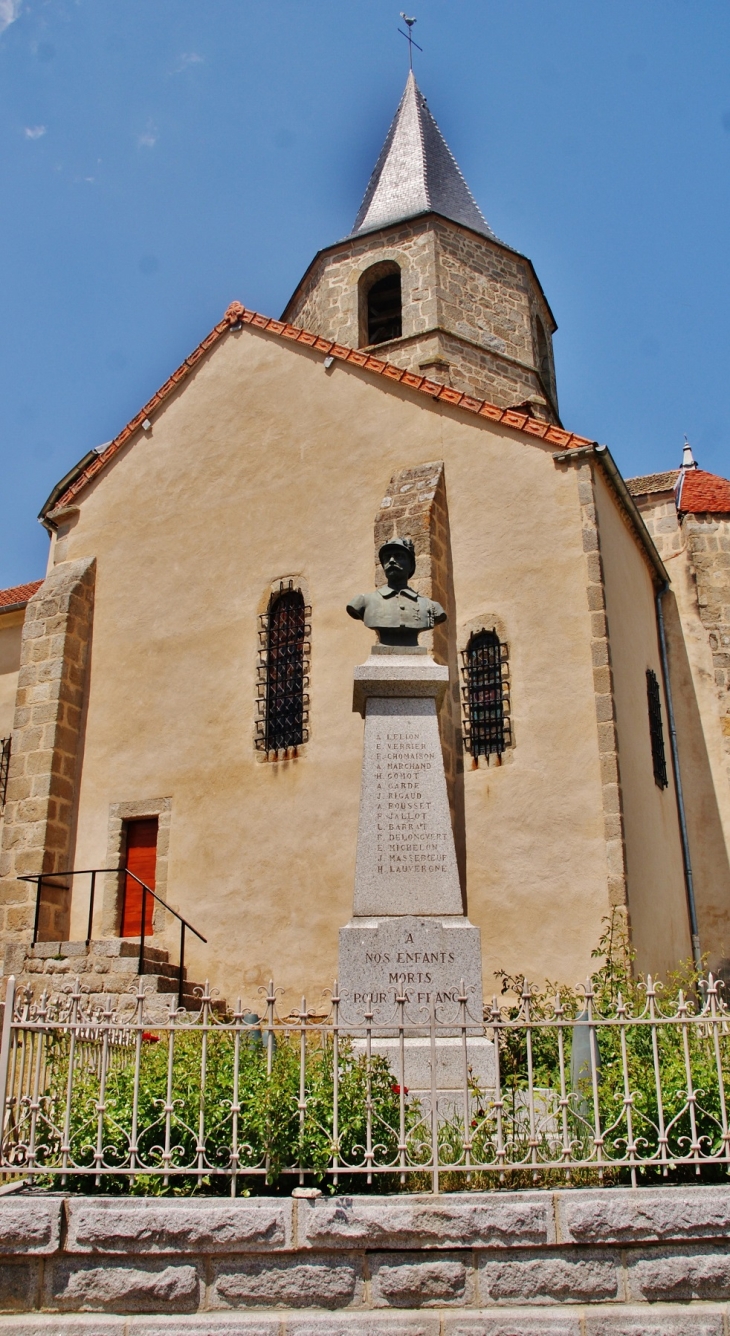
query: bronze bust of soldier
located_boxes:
[346,537,446,648]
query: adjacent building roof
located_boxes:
[626,470,680,496]
[40,301,594,522]
[0,580,42,611]
[677,468,730,515]
[626,466,730,515]
[351,71,500,242]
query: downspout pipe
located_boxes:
[656,582,701,969]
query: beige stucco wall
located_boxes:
[0,610,24,738]
[38,328,628,1003]
[593,472,690,977]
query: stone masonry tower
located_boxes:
[283,72,560,422]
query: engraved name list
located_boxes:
[374,729,448,877]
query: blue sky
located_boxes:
[1,0,729,588]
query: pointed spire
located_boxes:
[681,437,698,469]
[352,72,500,241]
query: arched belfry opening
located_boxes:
[359,262,402,348]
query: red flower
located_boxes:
[141,1031,160,1043]
[391,1083,409,1096]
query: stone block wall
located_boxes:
[634,490,683,563]
[436,222,558,412]
[373,461,465,895]
[682,512,730,783]
[283,217,559,419]
[634,491,730,806]
[3,1186,730,1330]
[631,487,730,968]
[369,329,554,419]
[0,557,95,946]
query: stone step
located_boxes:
[27,939,173,965]
[10,971,227,1016]
[12,969,177,998]
[3,938,226,1015]
[109,939,174,965]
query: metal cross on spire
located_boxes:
[398,13,422,69]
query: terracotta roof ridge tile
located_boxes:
[46,300,594,516]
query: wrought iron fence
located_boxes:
[1,971,729,1194]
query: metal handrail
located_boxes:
[17,867,207,1008]
[0,736,10,810]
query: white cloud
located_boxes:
[24,125,46,139]
[138,123,158,149]
[0,0,22,34]
[172,51,203,74]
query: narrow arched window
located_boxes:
[646,668,668,789]
[264,588,307,753]
[535,319,551,386]
[463,630,510,758]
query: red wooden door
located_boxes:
[121,818,158,937]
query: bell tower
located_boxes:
[283,72,560,422]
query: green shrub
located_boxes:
[486,915,730,1184]
[35,1028,414,1195]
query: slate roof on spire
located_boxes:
[351,71,500,242]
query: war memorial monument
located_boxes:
[340,537,494,1091]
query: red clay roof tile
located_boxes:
[0,579,43,610]
[678,469,730,515]
[45,300,594,516]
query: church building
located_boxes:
[2,73,730,1006]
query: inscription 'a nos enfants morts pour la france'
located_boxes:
[338,915,484,1024]
[364,927,457,1005]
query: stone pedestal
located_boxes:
[351,653,462,918]
[351,1035,496,1100]
[338,914,483,1028]
[339,652,487,1059]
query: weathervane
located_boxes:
[398,13,422,70]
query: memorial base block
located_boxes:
[352,1035,495,1099]
[338,914,484,1031]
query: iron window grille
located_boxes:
[0,736,10,810]
[647,668,668,789]
[255,584,311,754]
[461,629,511,758]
